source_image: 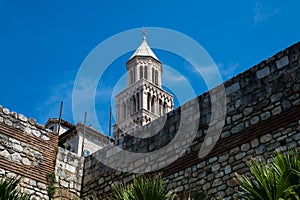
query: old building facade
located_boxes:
[0,40,299,200]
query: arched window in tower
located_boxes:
[144,65,148,80]
[130,69,133,84]
[159,99,163,115]
[147,93,151,110]
[121,102,126,119]
[136,93,140,110]
[163,102,167,115]
[133,68,136,82]
[140,65,143,80]
[131,96,136,114]
[151,97,155,113]
[155,70,158,85]
[152,68,155,83]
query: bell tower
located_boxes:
[114,36,174,140]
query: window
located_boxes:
[137,93,140,110]
[152,68,155,83]
[130,70,134,84]
[140,65,143,79]
[144,65,148,80]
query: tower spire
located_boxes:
[128,29,159,61]
[114,34,174,140]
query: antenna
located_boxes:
[81,112,87,156]
[109,106,112,137]
[57,101,63,134]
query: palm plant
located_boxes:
[110,174,176,200]
[0,177,31,200]
[235,150,300,200]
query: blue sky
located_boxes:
[0,1,299,135]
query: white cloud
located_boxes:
[162,67,186,83]
[253,2,279,25]
[218,62,240,79]
[35,80,74,125]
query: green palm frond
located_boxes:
[111,174,176,200]
[235,150,300,200]
[0,177,31,200]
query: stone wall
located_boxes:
[54,147,84,199]
[82,41,300,199]
[0,106,59,199]
[0,107,85,200]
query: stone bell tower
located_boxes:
[114,36,174,140]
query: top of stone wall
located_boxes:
[224,42,300,87]
[0,105,56,140]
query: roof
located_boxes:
[129,37,160,61]
[59,122,113,145]
[45,118,74,129]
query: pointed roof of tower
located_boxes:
[129,37,160,61]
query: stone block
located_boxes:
[224,165,231,174]
[260,111,271,120]
[0,168,5,175]
[11,152,22,162]
[212,178,222,187]
[255,145,266,155]
[250,138,259,148]
[66,164,76,173]
[256,67,270,79]
[270,93,283,103]
[260,134,273,143]
[226,82,240,95]
[235,152,246,160]
[276,56,289,69]
[250,116,260,125]
[241,143,250,152]
[22,157,31,165]
[219,153,229,162]
[211,164,220,172]
[272,106,282,115]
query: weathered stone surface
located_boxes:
[250,116,260,125]
[250,138,260,148]
[18,114,27,122]
[4,119,12,126]
[260,134,272,143]
[2,108,10,115]
[31,130,41,138]
[224,165,231,174]
[0,168,5,175]
[25,127,31,134]
[257,66,270,79]
[0,150,11,160]
[41,135,50,141]
[243,107,253,116]
[211,164,220,172]
[272,106,282,115]
[22,157,31,166]
[271,93,283,103]
[235,152,246,160]
[255,145,266,155]
[241,143,250,151]
[12,143,23,152]
[260,111,271,120]
[226,82,240,95]
[276,56,289,69]
[11,152,22,162]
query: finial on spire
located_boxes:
[141,28,148,40]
